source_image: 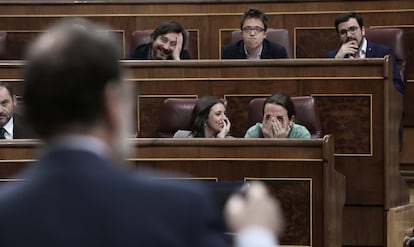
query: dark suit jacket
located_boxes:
[328,41,405,93]
[0,148,226,247]
[221,39,287,59]
[13,114,35,139]
[127,43,191,60]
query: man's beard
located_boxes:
[345,37,362,48]
[152,46,172,60]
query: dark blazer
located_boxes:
[0,148,226,247]
[127,43,191,60]
[221,39,287,59]
[12,114,34,139]
[328,41,405,93]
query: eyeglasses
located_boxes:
[242,26,265,34]
[339,26,359,36]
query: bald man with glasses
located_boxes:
[222,8,287,60]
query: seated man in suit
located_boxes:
[222,8,287,59]
[0,18,282,247]
[328,12,405,94]
[128,21,191,60]
[0,81,32,139]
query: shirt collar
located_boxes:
[3,116,13,139]
[359,38,367,58]
[244,44,263,59]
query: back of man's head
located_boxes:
[23,18,122,139]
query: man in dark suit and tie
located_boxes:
[0,18,281,247]
[0,81,32,139]
[328,12,405,94]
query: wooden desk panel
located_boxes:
[123,59,405,246]
[0,58,406,247]
[0,137,344,247]
[0,58,404,203]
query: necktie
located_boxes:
[0,128,6,139]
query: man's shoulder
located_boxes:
[327,48,338,58]
[223,40,244,50]
[12,113,24,126]
[222,40,244,59]
[127,43,151,59]
[143,175,207,196]
[290,123,311,138]
[263,39,284,51]
[0,148,208,206]
[180,49,191,59]
[13,113,35,139]
[368,41,391,50]
[262,39,287,58]
[131,170,213,210]
[244,123,263,138]
[366,41,393,56]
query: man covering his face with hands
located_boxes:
[244,93,310,139]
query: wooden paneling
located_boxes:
[124,59,403,246]
[296,28,338,58]
[0,58,402,204]
[0,59,404,246]
[0,2,412,60]
[0,30,125,59]
[295,26,414,126]
[263,179,311,245]
[387,204,414,247]
[343,206,384,246]
[0,137,345,247]
[400,127,414,188]
[0,0,412,131]
[314,95,372,154]
[0,1,412,246]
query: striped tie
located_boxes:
[0,128,6,139]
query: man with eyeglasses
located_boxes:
[222,8,287,59]
[328,12,404,94]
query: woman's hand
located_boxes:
[216,116,231,138]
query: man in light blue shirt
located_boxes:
[245,93,311,138]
